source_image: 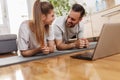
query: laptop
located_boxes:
[71,23,120,60]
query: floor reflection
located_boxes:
[15,69,24,80]
[0,54,110,80]
[0,65,23,80]
[84,63,101,80]
[47,57,70,80]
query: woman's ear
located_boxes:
[79,18,82,22]
[41,14,46,21]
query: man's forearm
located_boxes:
[56,42,76,50]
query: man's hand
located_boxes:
[84,38,89,47]
[75,38,89,48]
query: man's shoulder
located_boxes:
[77,21,84,28]
[78,20,84,25]
[52,16,66,31]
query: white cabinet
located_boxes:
[102,5,120,23]
[83,12,108,38]
[83,5,120,38]
[91,12,108,37]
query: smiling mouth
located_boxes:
[67,22,73,25]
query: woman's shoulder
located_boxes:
[19,20,33,31]
[21,20,33,25]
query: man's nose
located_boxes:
[68,18,72,22]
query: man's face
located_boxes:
[66,10,82,28]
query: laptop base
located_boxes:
[71,52,93,60]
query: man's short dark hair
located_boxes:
[72,3,85,18]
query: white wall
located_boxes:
[0,0,34,34]
[27,0,35,19]
[7,0,29,34]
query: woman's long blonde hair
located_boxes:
[29,0,54,47]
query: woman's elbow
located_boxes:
[20,51,32,57]
[56,46,64,50]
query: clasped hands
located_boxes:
[74,38,89,49]
[38,46,50,54]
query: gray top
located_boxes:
[52,16,84,43]
[17,21,54,50]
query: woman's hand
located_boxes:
[41,46,50,54]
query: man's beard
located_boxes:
[66,22,75,28]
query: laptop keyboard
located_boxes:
[71,50,94,60]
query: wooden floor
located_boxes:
[0,51,120,80]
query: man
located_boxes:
[52,3,89,50]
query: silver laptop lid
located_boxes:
[92,23,120,60]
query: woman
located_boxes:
[18,0,55,57]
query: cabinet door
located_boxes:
[101,5,120,23]
[109,12,120,23]
[108,9,120,23]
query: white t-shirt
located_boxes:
[52,16,84,43]
[17,21,54,50]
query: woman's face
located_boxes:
[43,10,55,25]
